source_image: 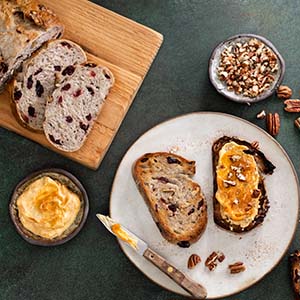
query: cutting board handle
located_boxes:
[144,248,207,299]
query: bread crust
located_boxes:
[0,0,64,89]
[212,136,275,232]
[12,39,87,132]
[43,63,114,152]
[133,152,207,247]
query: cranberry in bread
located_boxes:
[133,152,207,248]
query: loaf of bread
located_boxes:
[133,152,207,248]
[212,136,275,232]
[13,39,86,131]
[43,63,114,152]
[0,0,63,90]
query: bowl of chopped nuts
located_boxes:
[209,34,285,103]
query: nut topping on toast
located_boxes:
[212,136,275,233]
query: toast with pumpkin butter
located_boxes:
[212,136,275,232]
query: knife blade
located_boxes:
[96,214,207,299]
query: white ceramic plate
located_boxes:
[110,112,299,299]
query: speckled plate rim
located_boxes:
[208,34,286,103]
[109,111,299,299]
[10,168,89,246]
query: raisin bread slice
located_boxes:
[13,39,87,131]
[0,0,63,90]
[43,63,114,152]
[133,152,207,248]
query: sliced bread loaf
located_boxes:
[133,152,207,247]
[43,63,114,152]
[0,0,63,90]
[13,39,87,131]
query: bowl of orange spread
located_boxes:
[10,169,89,246]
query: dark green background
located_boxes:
[1,0,299,299]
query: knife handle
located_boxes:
[143,248,207,299]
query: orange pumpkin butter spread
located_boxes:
[111,224,138,249]
[16,176,81,239]
[215,142,261,228]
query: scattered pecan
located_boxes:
[290,250,300,299]
[256,110,266,119]
[284,99,300,113]
[188,254,201,269]
[205,251,218,271]
[266,113,280,136]
[228,262,246,274]
[277,85,293,99]
[217,252,226,262]
[251,141,259,149]
[295,117,300,130]
[205,251,225,271]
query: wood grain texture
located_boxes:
[0,0,163,169]
[143,248,207,299]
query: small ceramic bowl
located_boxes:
[208,34,285,103]
[10,168,89,246]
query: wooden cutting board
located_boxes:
[0,0,163,170]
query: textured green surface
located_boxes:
[1,0,300,299]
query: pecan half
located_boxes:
[229,261,246,274]
[251,141,259,149]
[284,99,300,113]
[205,251,218,271]
[266,113,280,136]
[205,251,225,271]
[277,85,292,99]
[188,254,201,269]
[290,250,300,299]
[295,117,300,130]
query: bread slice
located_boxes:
[0,0,63,90]
[43,63,114,152]
[212,136,275,232]
[133,152,207,247]
[13,39,86,131]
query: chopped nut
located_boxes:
[251,141,260,149]
[295,117,300,129]
[236,172,246,181]
[277,85,292,99]
[229,262,246,274]
[266,113,280,136]
[256,110,266,119]
[217,38,278,98]
[217,252,226,262]
[187,254,201,269]
[233,198,239,205]
[223,180,236,187]
[230,155,241,162]
[284,99,300,113]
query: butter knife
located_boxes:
[96,214,207,299]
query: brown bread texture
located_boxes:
[133,152,207,248]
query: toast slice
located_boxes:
[212,136,275,232]
[133,152,207,247]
